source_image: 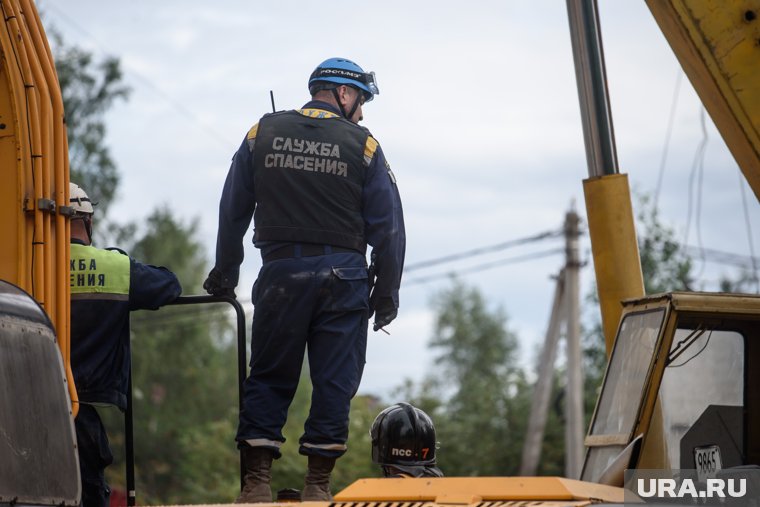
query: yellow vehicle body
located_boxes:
[646,0,760,201]
[583,173,645,354]
[334,477,624,505]
[0,0,75,409]
[586,0,760,353]
[579,0,760,488]
[582,292,760,482]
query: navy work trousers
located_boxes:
[75,404,113,507]
[236,252,369,458]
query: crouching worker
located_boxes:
[370,403,444,478]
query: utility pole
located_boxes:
[564,207,584,478]
[520,270,566,475]
[520,206,585,477]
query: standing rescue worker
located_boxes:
[69,182,182,507]
[370,403,444,478]
[203,57,406,502]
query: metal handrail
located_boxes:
[126,294,248,505]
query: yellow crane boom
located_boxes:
[646,0,760,199]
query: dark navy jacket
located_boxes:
[213,100,405,313]
[70,240,181,410]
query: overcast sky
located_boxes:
[43,1,760,399]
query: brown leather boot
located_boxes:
[301,455,336,501]
[235,446,275,503]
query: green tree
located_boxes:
[394,195,699,480]
[584,192,694,373]
[51,29,130,216]
[719,271,760,293]
[102,209,380,502]
[48,25,398,501]
[581,193,695,448]
[271,373,381,495]
[100,209,241,504]
[636,194,693,294]
[117,207,207,287]
[508,196,695,477]
[399,278,524,476]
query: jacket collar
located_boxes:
[302,100,341,116]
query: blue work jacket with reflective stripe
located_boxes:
[213,100,406,313]
[70,241,181,410]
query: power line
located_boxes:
[683,245,760,271]
[651,71,757,289]
[654,69,682,212]
[737,167,760,291]
[404,248,565,286]
[43,2,232,152]
[404,229,563,273]
[684,107,709,278]
[131,232,565,324]
[133,243,760,326]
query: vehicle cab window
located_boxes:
[660,326,744,474]
[582,309,665,482]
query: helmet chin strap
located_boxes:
[331,87,362,121]
[74,216,94,244]
[331,88,347,118]
[84,217,93,245]
[346,95,361,121]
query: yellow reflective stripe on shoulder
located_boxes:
[297,108,339,119]
[70,243,130,295]
[247,123,259,140]
[364,136,379,165]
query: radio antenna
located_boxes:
[270,90,276,112]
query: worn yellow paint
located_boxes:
[646,0,760,200]
[334,477,624,504]
[583,174,645,356]
[0,0,75,412]
[615,292,760,469]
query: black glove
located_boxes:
[371,296,397,332]
[203,268,236,298]
[373,308,397,332]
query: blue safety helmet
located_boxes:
[308,57,379,102]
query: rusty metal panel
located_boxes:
[0,281,79,506]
